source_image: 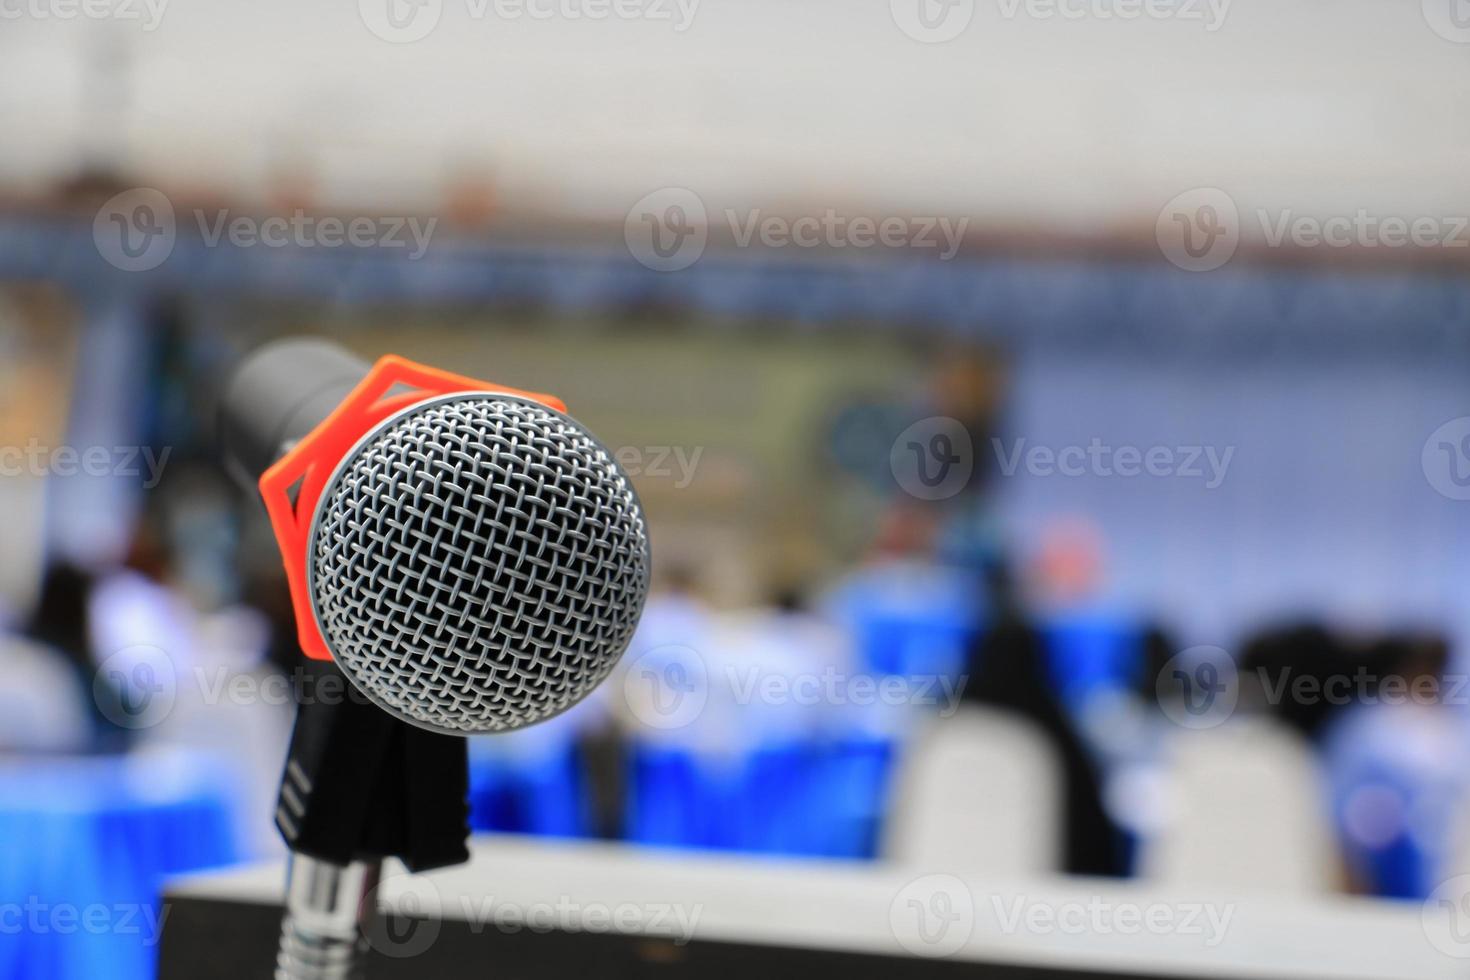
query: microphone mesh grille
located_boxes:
[308,394,650,734]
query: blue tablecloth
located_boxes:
[625,737,896,858]
[467,742,587,838]
[1040,610,1145,714]
[0,751,238,980]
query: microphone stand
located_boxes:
[277,856,380,980]
[274,659,470,980]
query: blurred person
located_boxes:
[87,510,199,744]
[1080,624,1182,862]
[610,561,717,840]
[923,343,1009,578]
[736,583,863,752]
[21,561,117,750]
[1025,517,1107,613]
[0,631,90,753]
[695,589,834,853]
[1020,517,1145,714]
[961,562,1129,876]
[1239,623,1358,741]
[159,603,292,859]
[1321,634,1468,899]
[770,584,922,858]
[822,505,981,681]
[237,555,302,680]
[613,560,720,747]
[1015,519,1173,847]
[816,506,985,857]
[629,561,710,644]
[620,570,872,855]
[469,696,606,839]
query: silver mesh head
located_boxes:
[307,392,650,734]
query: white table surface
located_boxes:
[168,835,1455,980]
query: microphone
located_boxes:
[222,338,651,734]
[219,338,651,979]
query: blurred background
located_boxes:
[3,1,1470,977]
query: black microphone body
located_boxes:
[222,339,474,980]
[219,338,471,872]
[220,337,649,980]
[219,339,371,491]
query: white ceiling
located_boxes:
[2,0,1467,240]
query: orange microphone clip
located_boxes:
[258,355,566,661]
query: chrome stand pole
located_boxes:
[275,855,381,980]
